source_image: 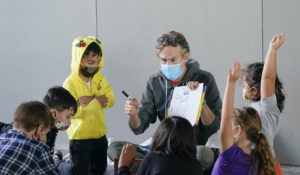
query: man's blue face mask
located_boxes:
[160,64,183,81]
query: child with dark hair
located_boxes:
[0,86,77,154]
[118,116,203,175]
[43,86,77,153]
[0,86,77,175]
[63,36,114,174]
[242,34,285,159]
[0,101,58,174]
[212,62,279,175]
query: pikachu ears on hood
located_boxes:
[74,37,102,48]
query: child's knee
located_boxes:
[196,146,215,170]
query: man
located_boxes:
[124,31,222,172]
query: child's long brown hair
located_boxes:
[233,107,276,175]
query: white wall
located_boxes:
[99,0,262,144]
[0,0,299,165]
[0,0,97,148]
[263,0,300,165]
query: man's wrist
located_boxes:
[129,114,141,129]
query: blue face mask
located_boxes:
[160,64,183,81]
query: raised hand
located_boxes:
[228,61,241,83]
[269,33,285,50]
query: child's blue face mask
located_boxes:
[160,64,183,81]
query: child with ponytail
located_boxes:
[242,34,285,157]
[212,62,278,175]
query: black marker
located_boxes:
[122,90,134,102]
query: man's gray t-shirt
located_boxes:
[251,93,280,156]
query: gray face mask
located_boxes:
[80,66,99,77]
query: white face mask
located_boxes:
[53,111,71,131]
[55,120,70,131]
[242,88,251,104]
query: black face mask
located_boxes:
[80,66,99,77]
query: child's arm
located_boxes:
[78,96,95,106]
[220,62,241,153]
[95,76,114,109]
[261,33,285,99]
[37,150,59,174]
[95,95,108,107]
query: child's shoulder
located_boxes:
[63,74,82,88]
[27,138,50,152]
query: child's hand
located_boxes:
[118,143,136,168]
[187,81,200,90]
[32,125,48,144]
[38,129,48,144]
[269,33,285,50]
[78,96,95,106]
[96,95,108,107]
[228,61,241,82]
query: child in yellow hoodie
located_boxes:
[63,36,114,174]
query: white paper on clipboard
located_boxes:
[168,83,204,126]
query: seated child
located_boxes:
[0,86,77,154]
[242,33,285,173]
[211,62,279,175]
[242,33,285,157]
[0,101,58,174]
[118,116,203,175]
[43,86,77,153]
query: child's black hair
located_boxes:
[83,42,102,57]
[151,116,196,160]
[43,86,78,114]
[243,62,285,112]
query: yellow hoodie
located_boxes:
[63,36,114,140]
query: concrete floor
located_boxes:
[57,136,300,174]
